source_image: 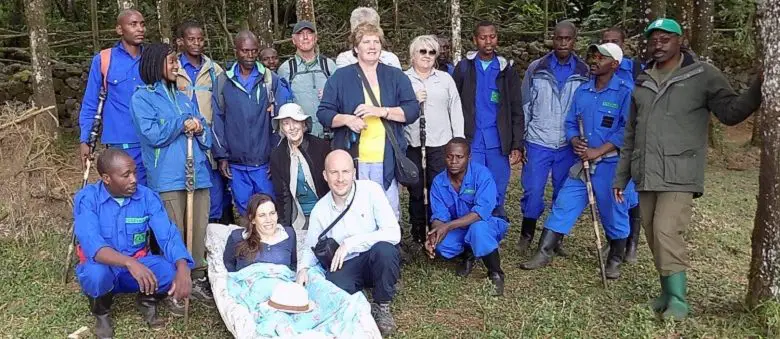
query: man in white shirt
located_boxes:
[297,150,401,336]
[335,7,402,69]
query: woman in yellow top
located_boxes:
[317,23,419,218]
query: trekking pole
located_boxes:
[578,116,608,288]
[184,131,195,324]
[63,88,106,284]
[419,103,429,233]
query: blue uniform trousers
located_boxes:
[436,217,509,259]
[544,160,635,240]
[471,147,510,209]
[230,164,274,216]
[325,242,400,304]
[76,255,176,298]
[521,142,578,219]
[208,165,231,220]
[107,145,146,186]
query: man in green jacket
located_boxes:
[612,18,762,321]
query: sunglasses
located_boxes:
[418,49,437,56]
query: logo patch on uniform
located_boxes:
[463,188,476,195]
[601,116,615,128]
[602,101,619,109]
[133,232,147,245]
[125,216,149,224]
[490,90,500,103]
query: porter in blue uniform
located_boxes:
[520,43,636,280]
[426,138,508,296]
[74,149,193,339]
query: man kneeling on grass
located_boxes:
[425,137,508,296]
[73,149,193,339]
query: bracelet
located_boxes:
[383,107,389,119]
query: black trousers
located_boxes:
[325,242,400,303]
[406,145,447,240]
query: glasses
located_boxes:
[418,49,437,56]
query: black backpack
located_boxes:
[287,55,332,83]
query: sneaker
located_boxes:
[191,277,214,301]
[162,296,186,317]
[371,303,397,336]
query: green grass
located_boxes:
[0,166,767,338]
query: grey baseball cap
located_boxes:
[293,21,316,34]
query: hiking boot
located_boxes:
[371,302,397,336]
[162,295,186,317]
[136,294,164,329]
[456,249,477,277]
[650,276,668,313]
[624,207,641,263]
[191,276,214,301]
[516,218,537,254]
[662,272,690,321]
[604,239,627,280]
[88,293,114,339]
[520,229,563,270]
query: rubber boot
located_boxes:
[604,238,627,280]
[555,237,568,257]
[624,207,641,263]
[519,229,563,270]
[136,294,165,329]
[650,276,668,313]
[662,271,690,321]
[516,218,537,254]
[456,247,477,277]
[88,293,114,339]
[482,249,505,296]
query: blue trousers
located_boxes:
[436,217,509,259]
[230,164,274,216]
[544,161,635,240]
[471,146,510,208]
[521,142,578,219]
[325,242,400,304]
[208,165,231,220]
[108,145,146,186]
[76,255,175,298]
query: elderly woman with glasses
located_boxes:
[403,35,465,244]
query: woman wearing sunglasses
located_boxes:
[403,35,465,245]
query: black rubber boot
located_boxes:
[482,249,505,296]
[516,218,537,254]
[555,237,568,257]
[456,247,477,277]
[519,229,563,270]
[136,294,165,329]
[221,203,236,225]
[605,238,628,280]
[88,293,114,339]
[624,207,641,263]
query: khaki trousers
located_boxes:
[160,189,210,278]
[638,191,694,276]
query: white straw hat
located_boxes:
[273,103,312,132]
[262,282,316,314]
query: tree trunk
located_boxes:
[117,0,135,10]
[752,1,765,147]
[691,0,714,60]
[296,0,316,25]
[248,0,274,48]
[451,0,461,64]
[358,0,378,9]
[23,0,58,135]
[156,0,172,43]
[747,0,780,310]
[90,0,99,52]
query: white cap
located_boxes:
[588,42,623,63]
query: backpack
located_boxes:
[286,55,332,83]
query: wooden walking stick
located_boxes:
[184,131,195,323]
[578,116,608,288]
[63,88,106,284]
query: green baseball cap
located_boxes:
[644,18,683,38]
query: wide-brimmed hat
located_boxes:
[273,103,312,132]
[262,282,316,314]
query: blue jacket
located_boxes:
[430,162,498,223]
[521,51,589,149]
[74,182,194,267]
[317,63,419,189]
[79,41,145,145]
[212,62,293,166]
[564,75,633,163]
[130,81,212,193]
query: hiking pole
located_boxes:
[63,88,106,284]
[578,116,608,289]
[184,131,195,324]
[419,103,429,234]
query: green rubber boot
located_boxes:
[662,272,690,321]
[650,276,668,313]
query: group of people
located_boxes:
[71,5,763,338]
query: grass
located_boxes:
[0,165,767,338]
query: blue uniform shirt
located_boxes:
[473,56,501,150]
[564,74,632,159]
[179,54,203,112]
[73,182,194,267]
[430,162,499,223]
[237,65,261,93]
[550,54,576,91]
[614,58,635,85]
[79,42,144,145]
